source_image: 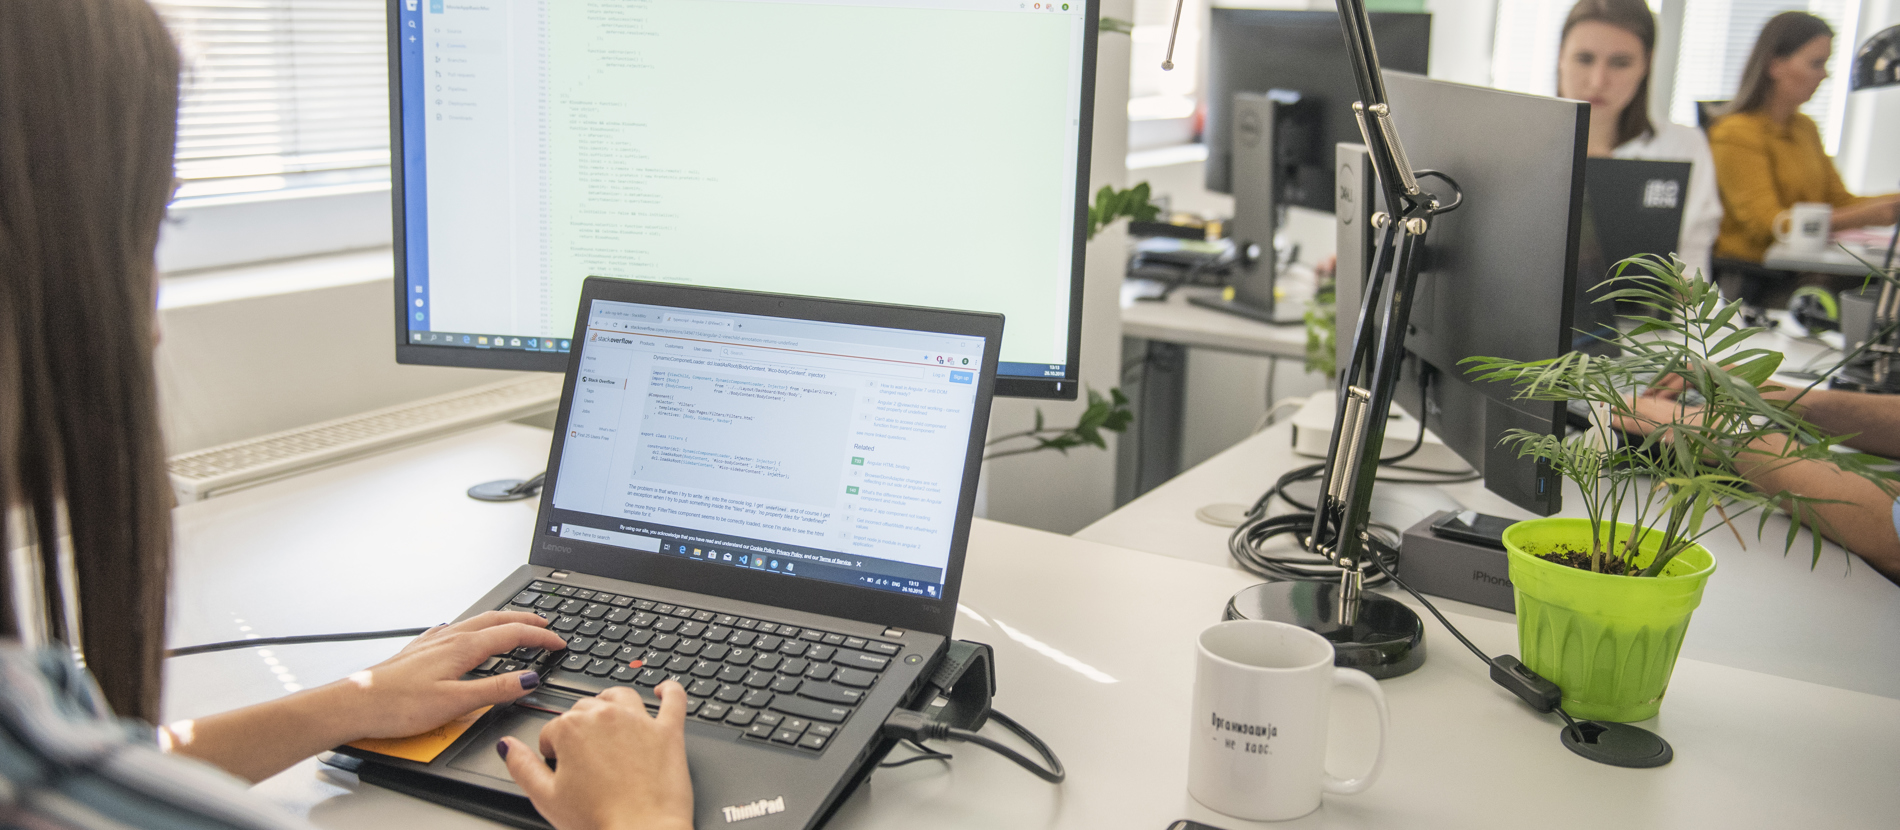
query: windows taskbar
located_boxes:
[409,330,571,352]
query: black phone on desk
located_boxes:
[1430,510,1513,550]
[1167,821,1229,830]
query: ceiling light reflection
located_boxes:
[992,618,1118,684]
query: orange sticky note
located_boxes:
[348,706,492,763]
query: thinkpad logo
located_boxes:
[722,797,786,823]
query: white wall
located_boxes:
[1425,0,1500,87]
[1839,0,1900,194]
[979,2,1136,534]
[155,271,512,454]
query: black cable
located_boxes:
[880,708,1064,784]
[1365,552,1569,720]
[1366,550,1490,664]
[1231,370,1459,583]
[877,739,953,768]
[165,627,430,658]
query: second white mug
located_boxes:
[1774,202,1833,252]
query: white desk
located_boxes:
[166,424,1900,829]
[1118,277,1314,501]
[1764,238,1893,277]
[1120,285,1310,360]
[1077,419,1900,700]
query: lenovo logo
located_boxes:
[722,797,786,823]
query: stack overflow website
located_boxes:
[546,299,985,597]
[398,0,1089,380]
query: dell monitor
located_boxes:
[1205,8,1430,212]
[388,0,1098,400]
[1336,73,1587,516]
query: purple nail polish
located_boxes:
[520,671,540,690]
[496,740,509,759]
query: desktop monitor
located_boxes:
[1205,8,1431,212]
[387,0,1098,400]
[1338,73,1587,516]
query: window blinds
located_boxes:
[1669,0,1860,152]
[152,1,390,200]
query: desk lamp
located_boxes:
[1830,25,1900,393]
[1161,0,1440,678]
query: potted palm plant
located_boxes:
[1461,255,1898,722]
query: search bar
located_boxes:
[560,524,661,552]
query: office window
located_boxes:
[1129,0,1203,121]
[153,0,390,201]
[1668,0,1858,152]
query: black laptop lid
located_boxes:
[526,278,1003,638]
[1582,157,1690,269]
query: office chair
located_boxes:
[1695,100,1729,130]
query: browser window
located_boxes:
[548,298,985,597]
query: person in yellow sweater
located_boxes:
[1709,11,1900,265]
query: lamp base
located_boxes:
[1223,581,1425,678]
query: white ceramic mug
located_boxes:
[1774,202,1833,253]
[1187,620,1389,822]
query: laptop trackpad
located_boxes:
[448,706,553,783]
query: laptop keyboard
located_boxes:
[468,581,900,753]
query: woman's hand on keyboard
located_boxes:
[499,681,694,830]
[338,610,567,740]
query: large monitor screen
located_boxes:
[390,0,1097,399]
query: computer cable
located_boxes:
[165,628,431,658]
[1229,370,1465,584]
[877,739,954,769]
[879,708,1065,784]
[1364,550,1673,767]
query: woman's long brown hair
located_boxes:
[1560,0,1657,147]
[0,0,181,724]
[1725,11,1835,117]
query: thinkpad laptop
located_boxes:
[339,277,1003,829]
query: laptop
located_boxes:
[337,277,1003,829]
[1573,158,1692,347]
[1582,157,1690,276]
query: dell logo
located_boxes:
[721,796,786,823]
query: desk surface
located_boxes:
[1077,418,1900,701]
[1120,283,1310,359]
[1763,239,1891,276]
[168,424,1900,829]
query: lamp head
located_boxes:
[1852,24,1900,91]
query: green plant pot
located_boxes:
[1502,518,1716,722]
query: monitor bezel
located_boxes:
[386,0,1098,400]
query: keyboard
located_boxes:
[468,580,900,754]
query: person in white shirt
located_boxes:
[1557,0,1723,281]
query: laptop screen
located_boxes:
[545,298,986,600]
